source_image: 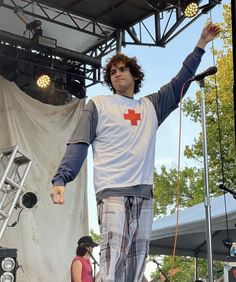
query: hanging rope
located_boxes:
[170,83,184,282]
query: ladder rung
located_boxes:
[4,177,20,190]
[0,146,17,156]
[13,156,30,165]
[0,209,8,218]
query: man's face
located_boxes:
[110,62,136,96]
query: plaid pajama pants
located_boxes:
[96,196,153,282]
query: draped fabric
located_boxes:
[0,76,88,282]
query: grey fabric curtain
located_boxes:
[0,76,88,282]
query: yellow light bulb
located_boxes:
[36,74,51,88]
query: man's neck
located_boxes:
[116,91,134,99]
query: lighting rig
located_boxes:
[0,6,101,105]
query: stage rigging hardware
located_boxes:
[0,0,222,105]
[0,145,32,241]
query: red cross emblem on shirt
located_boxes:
[123,109,141,126]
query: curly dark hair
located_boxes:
[103,53,144,94]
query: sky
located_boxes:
[83,2,228,279]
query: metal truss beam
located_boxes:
[0,0,221,89]
[121,2,220,48]
[0,30,102,88]
[1,0,115,39]
[84,1,221,53]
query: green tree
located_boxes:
[90,229,100,244]
[183,4,234,190]
[152,4,233,280]
[150,256,223,281]
[153,166,205,216]
[154,4,234,217]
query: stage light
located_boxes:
[66,73,86,99]
[36,74,51,89]
[0,249,17,282]
[25,20,42,36]
[182,0,199,18]
[1,258,15,272]
[18,192,38,209]
[1,272,14,282]
[67,79,86,99]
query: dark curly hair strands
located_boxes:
[103,53,145,94]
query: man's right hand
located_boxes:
[50,185,65,204]
[197,22,221,49]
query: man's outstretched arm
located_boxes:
[50,143,89,204]
[146,22,221,126]
[50,100,98,205]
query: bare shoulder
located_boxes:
[72,259,82,268]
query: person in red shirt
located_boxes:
[71,236,99,282]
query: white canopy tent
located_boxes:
[150,193,236,260]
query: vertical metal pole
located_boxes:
[92,255,96,282]
[116,29,123,52]
[199,79,213,282]
[194,256,198,281]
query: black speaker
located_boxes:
[0,248,17,281]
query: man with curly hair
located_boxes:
[50,23,220,281]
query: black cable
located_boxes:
[7,208,24,227]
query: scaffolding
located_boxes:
[0,145,32,241]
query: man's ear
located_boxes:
[134,77,139,81]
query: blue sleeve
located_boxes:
[146,47,205,126]
[51,143,88,186]
[69,99,98,145]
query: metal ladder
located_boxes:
[0,145,32,241]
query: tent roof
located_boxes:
[150,194,236,260]
[34,0,154,29]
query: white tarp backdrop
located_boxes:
[0,75,88,282]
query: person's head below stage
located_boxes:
[103,52,145,98]
[77,235,99,256]
[71,236,99,282]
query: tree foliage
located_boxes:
[152,4,234,280]
[90,229,100,244]
[153,166,206,216]
[150,256,223,281]
[183,4,234,190]
[153,3,234,223]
